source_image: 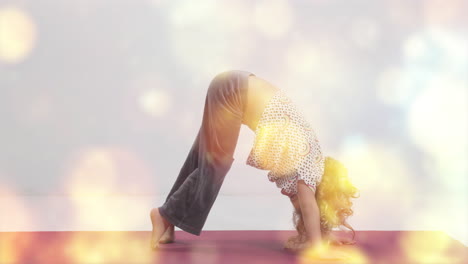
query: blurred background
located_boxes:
[0,0,466,245]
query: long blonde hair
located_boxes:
[292,156,359,244]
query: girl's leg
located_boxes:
[158,70,254,236]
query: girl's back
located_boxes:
[243,75,280,131]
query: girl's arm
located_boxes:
[296,180,322,248]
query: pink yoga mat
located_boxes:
[1,230,466,263]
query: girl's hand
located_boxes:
[326,232,356,246]
[284,235,324,253]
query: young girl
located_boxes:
[150,70,359,254]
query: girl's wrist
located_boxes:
[305,232,322,245]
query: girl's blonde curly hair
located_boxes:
[289,156,359,246]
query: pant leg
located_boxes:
[163,129,200,204]
[158,70,254,236]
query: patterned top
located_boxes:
[246,89,325,197]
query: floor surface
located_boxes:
[0,230,466,264]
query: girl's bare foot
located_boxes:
[158,224,175,244]
[150,208,171,250]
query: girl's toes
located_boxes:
[151,241,159,250]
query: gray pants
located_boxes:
[158,70,255,236]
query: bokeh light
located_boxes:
[253,0,293,38]
[285,35,321,76]
[166,0,254,79]
[382,26,467,200]
[0,6,37,63]
[61,146,155,230]
[122,72,174,135]
[339,136,413,195]
[63,232,155,263]
[400,231,459,264]
[298,243,369,264]
[0,185,34,263]
[376,66,411,106]
[283,33,349,102]
[139,88,172,117]
[0,185,34,231]
[128,72,173,119]
[65,148,118,196]
[403,34,430,61]
[338,136,416,227]
[403,29,467,74]
[0,232,34,264]
[407,75,467,192]
[401,189,467,242]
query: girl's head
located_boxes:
[292,156,359,244]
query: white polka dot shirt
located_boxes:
[246,89,325,197]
